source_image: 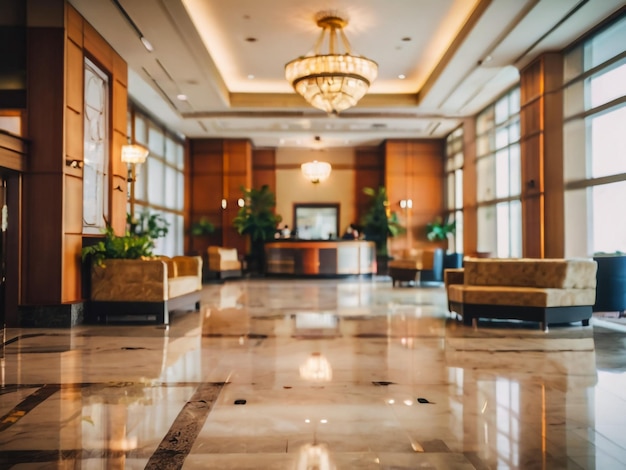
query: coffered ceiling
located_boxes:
[68,0,624,148]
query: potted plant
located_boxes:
[190,217,215,237]
[426,215,461,268]
[232,185,282,273]
[83,211,169,266]
[361,186,405,273]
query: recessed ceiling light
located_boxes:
[398,74,406,79]
[247,74,255,80]
[177,94,188,101]
[140,36,154,52]
[402,37,412,42]
[245,37,257,42]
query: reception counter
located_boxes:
[265,240,376,276]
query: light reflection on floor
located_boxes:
[1,277,625,469]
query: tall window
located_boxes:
[563,16,626,256]
[475,87,522,258]
[130,107,185,256]
[83,58,109,234]
[445,126,464,253]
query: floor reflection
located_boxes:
[0,278,625,469]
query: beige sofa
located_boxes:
[388,248,443,286]
[207,246,242,279]
[446,258,597,331]
[89,255,203,324]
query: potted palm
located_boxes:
[232,185,282,273]
[361,186,405,274]
[426,215,461,268]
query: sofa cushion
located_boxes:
[168,275,201,300]
[448,285,596,308]
[464,258,597,289]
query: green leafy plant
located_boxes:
[190,217,215,236]
[426,216,456,241]
[127,211,169,240]
[361,186,405,256]
[83,211,170,266]
[81,226,154,267]
[233,185,282,268]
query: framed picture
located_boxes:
[294,203,340,240]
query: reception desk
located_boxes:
[265,240,376,276]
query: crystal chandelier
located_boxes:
[285,12,378,115]
[301,160,332,184]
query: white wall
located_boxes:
[275,147,356,237]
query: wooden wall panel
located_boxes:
[20,4,129,311]
[519,52,565,258]
[384,139,445,254]
[65,40,83,113]
[65,109,82,161]
[64,174,83,234]
[83,22,113,70]
[253,148,276,193]
[354,146,384,223]
[65,3,83,45]
[23,174,63,303]
[62,234,82,303]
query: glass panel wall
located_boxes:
[445,126,464,253]
[475,87,522,257]
[129,106,185,257]
[563,16,626,256]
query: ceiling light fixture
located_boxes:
[285,11,378,115]
[301,160,332,184]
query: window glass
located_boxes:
[147,158,165,207]
[589,105,626,178]
[495,149,510,199]
[585,18,626,70]
[164,165,177,209]
[590,62,626,109]
[476,156,495,202]
[592,181,626,253]
[475,87,521,257]
[129,106,185,257]
[455,169,463,209]
[495,96,509,124]
[477,205,496,254]
[563,16,626,257]
[509,200,522,258]
[149,126,164,157]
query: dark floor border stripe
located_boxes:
[144,382,225,470]
[1,333,46,347]
[0,384,61,432]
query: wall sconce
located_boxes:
[301,160,332,184]
[65,159,83,169]
[399,199,413,209]
[237,198,245,207]
[221,199,227,209]
[121,143,149,216]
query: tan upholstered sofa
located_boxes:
[89,256,203,324]
[446,258,597,331]
[388,248,443,286]
[207,246,243,279]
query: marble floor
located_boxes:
[1,278,626,469]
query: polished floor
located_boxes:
[1,277,626,469]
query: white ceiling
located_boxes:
[68,0,624,148]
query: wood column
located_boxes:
[187,139,252,257]
[21,2,127,325]
[384,139,445,255]
[520,53,564,258]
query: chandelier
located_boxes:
[285,12,378,115]
[301,160,332,184]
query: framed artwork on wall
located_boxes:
[294,203,340,240]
